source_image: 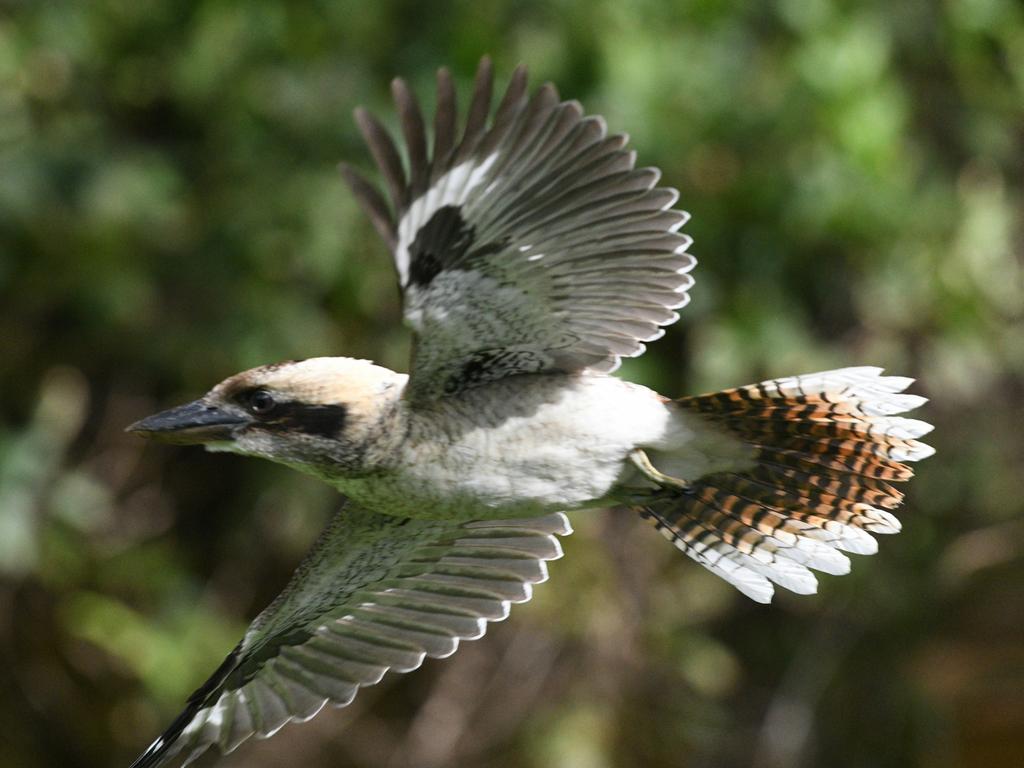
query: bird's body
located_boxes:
[202,355,744,520]
[125,58,933,768]
[337,368,747,519]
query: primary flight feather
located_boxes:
[127,57,933,767]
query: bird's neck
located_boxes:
[354,390,411,474]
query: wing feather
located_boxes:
[337,163,397,250]
[392,77,429,199]
[431,67,457,181]
[354,107,407,212]
[456,57,496,162]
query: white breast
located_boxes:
[337,372,751,521]
[340,374,674,520]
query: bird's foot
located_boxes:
[628,449,691,493]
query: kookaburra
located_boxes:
[126,58,933,767]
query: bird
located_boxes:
[125,57,934,767]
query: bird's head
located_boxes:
[128,357,407,479]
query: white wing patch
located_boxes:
[396,153,500,285]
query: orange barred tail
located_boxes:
[638,367,933,603]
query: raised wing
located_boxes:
[341,57,695,401]
[129,505,571,768]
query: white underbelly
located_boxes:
[338,374,675,520]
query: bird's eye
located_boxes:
[248,389,277,416]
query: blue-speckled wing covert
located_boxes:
[341,57,695,401]
[129,506,570,768]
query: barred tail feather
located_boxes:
[639,367,933,603]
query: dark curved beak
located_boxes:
[127,399,248,445]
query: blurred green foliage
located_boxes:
[1,1,1023,767]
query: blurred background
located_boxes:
[2,1,1023,766]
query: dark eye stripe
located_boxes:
[233,389,348,437]
[287,404,349,437]
[268,403,348,437]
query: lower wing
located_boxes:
[130,504,571,768]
